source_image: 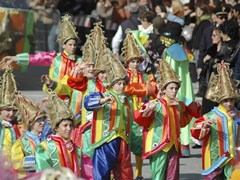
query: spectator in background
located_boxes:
[189,4,212,83]
[91,0,113,20]
[217,20,240,78]
[138,10,155,34]
[111,0,149,25]
[154,3,167,15]
[171,0,184,19]
[183,3,196,26]
[232,3,240,23]
[112,0,140,56]
[196,6,230,98]
[45,1,61,51]
[200,27,222,115]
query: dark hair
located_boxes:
[183,3,195,12]
[64,38,77,45]
[196,4,210,15]
[55,118,74,129]
[140,11,156,22]
[234,4,240,14]
[111,76,129,86]
[154,4,167,13]
[162,82,181,90]
[218,20,239,39]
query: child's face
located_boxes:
[221,98,235,111]
[31,117,46,134]
[55,119,73,140]
[97,71,107,82]
[62,39,77,55]
[0,108,18,122]
[128,59,140,71]
[162,82,179,100]
[112,79,127,94]
[84,64,95,78]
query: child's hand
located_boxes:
[148,102,156,111]
[203,119,215,128]
[100,97,114,104]
[41,75,53,86]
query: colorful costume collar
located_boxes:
[25,131,41,145]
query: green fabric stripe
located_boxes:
[16,53,29,66]
[51,54,62,79]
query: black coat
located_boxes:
[189,19,212,50]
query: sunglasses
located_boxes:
[218,16,227,20]
[36,118,46,124]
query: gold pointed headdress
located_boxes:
[156,59,181,90]
[0,67,18,110]
[121,29,144,65]
[94,47,112,74]
[46,89,74,130]
[89,22,107,51]
[13,92,47,128]
[57,14,80,44]
[206,62,239,103]
[106,52,128,85]
[82,35,97,64]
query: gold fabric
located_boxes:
[46,89,74,130]
[94,47,112,74]
[89,22,107,51]
[106,51,127,85]
[0,67,18,110]
[206,62,240,103]
[56,14,79,44]
[13,92,47,128]
[82,35,96,64]
[121,29,144,64]
[156,59,181,90]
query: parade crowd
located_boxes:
[0,0,240,179]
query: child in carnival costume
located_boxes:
[11,92,48,179]
[191,62,240,180]
[159,21,196,157]
[84,52,134,180]
[40,23,108,179]
[35,90,81,177]
[1,14,83,116]
[70,33,111,180]
[134,59,201,180]
[0,67,23,160]
[120,29,156,180]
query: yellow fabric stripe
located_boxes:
[162,105,175,152]
[108,103,128,143]
[204,136,212,169]
[145,123,154,152]
[218,104,234,166]
[95,108,104,142]
[11,139,26,179]
[81,91,88,125]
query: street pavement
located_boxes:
[20,82,204,180]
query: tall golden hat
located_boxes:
[156,59,181,90]
[46,89,74,130]
[206,62,239,103]
[94,47,112,74]
[13,92,47,128]
[121,29,144,65]
[89,22,107,51]
[106,51,128,85]
[0,67,18,109]
[0,76,3,104]
[82,35,97,64]
[56,14,80,44]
